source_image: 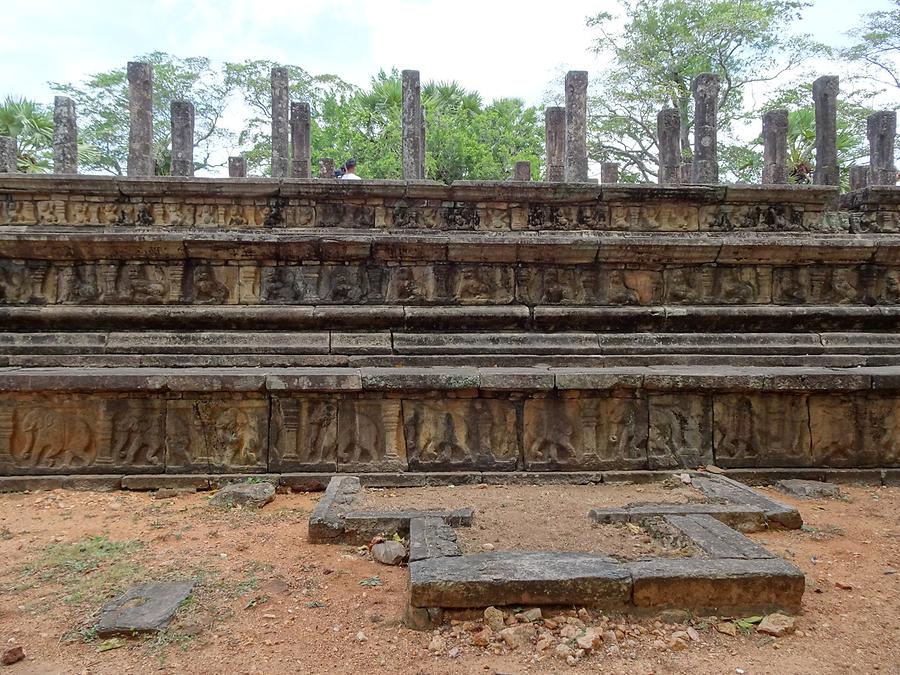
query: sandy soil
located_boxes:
[361,483,702,558]
[0,482,896,674]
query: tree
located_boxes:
[585,0,821,182]
[844,0,900,95]
[0,97,53,172]
[51,52,233,175]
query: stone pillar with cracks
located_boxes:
[657,108,682,185]
[813,76,839,186]
[170,100,194,177]
[127,61,154,177]
[271,67,290,178]
[402,70,424,179]
[290,101,311,178]
[868,111,897,186]
[53,96,78,174]
[228,157,246,178]
[544,106,565,181]
[564,71,588,182]
[762,109,788,184]
[691,73,719,184]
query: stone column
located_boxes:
[657,108,682,185]
[601,162,620,184]
[228,156,246,178]
[691,73,719,184]
[271,67,290,178]
[813,75,839,186]
[53,96,78,174]
[318,157,335,178]
[514,161,532,181]
[127,61,154,177]
[680,162,692,184]
[290,101,311,178]
[849,165,869,191]
[0,136,15,172]
[170,100,194,177]
[402,70,424,179]
[545,106,566,181]
[868,111,897,186]
[564,71,588,182]
[761,109,788,184]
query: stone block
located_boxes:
[270,397,338,471]
[809,394,900,467]
[523,396,648,470]
[629,558,804,615]
[308,475,360,543]
[165,397,268,473]
[0,395,165,474]
[409,552,632,609]
[409,516,462,562]
[647,394,713,469]
[664,266,772,304]
[775,479,841,498]
[403,399,519,471]
[336,399,407,472]
[773,266,863,305]
[664,514,775,559]
[713,393,811,467]
[97,581,195,636]
[121,474,211,491]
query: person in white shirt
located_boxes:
[341,158,361,180]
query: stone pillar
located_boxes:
[545,106,566,181]
[127,61,154,177]
[761,109,788,184]
[601,162,620,184]
[318,157,335,178]
[868,111,897,186]
[290,101,312,178]
[228,156,246,178]
[657,108,682,185]
[812,75,839,186]
[514,161,532,181]
[170,100,194,177]
[680,162,692,184]
[0,136,15,172]
[271,67,290,178]
[564,71,588,181]
[849,165,869,191]
[402,70,424,179]
[691,73,719,184]
[53,96,78,174]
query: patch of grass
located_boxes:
[19,535,145,606]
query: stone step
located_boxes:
[3,304,900,332]
[5,331,900,355]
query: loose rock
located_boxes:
[499,624,535,650]
[775,479,841,499]
[2,647,25,666]
[715,621,737,637]
[757,613,796,637]
[209,482,275,508]
[372,540,407,566]
[428,635,446,652]
[484,606,505,632]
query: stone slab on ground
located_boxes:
[775,479,842,499]
[691,474,802,529]
[664,514,775,559]
[409,516,462,562]
[342,507,473,545]
[409,551,631,609]
[589,503,768,533]
[208,481,275,508]
[308,475,360,543]
[628,557,804,615]
[96,580,196,637]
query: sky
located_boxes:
[3,0,895,107]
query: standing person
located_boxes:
[341,158,361,180]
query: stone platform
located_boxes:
[2,175,900,477]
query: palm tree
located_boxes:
[0,97,53,173]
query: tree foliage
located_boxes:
[585,0,820,181]
[843,0,900,94]
[0,97,53,173]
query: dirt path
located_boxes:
[0,483,897,674]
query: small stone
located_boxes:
[208,482,275,508]
[472,627,492,647]
[518,608,542,622]
[716,621,737,637]
[536,636,555,652]
[555,643,574,659]
[575,628,601,652]
[669,637,689,651]
[428,635,446,652]
[652,639,667,651]
[566,655,578,666]
[835,581,853,590]
[484,606,505,632]
[2,647,25,666]
[607,645,621,657]
[356,631,367,642]
[560,624,580,639]
[603,630,618,645]
[757,613,796,637]
[776,479,840,499]
[679,473,692,485]
[704,464,726,474]
[372,541,407,566]
[687,627,701,642]
[577,607,591,621]
[481,543,495,552]
[657,609,690,624]
[499,624,535,650]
